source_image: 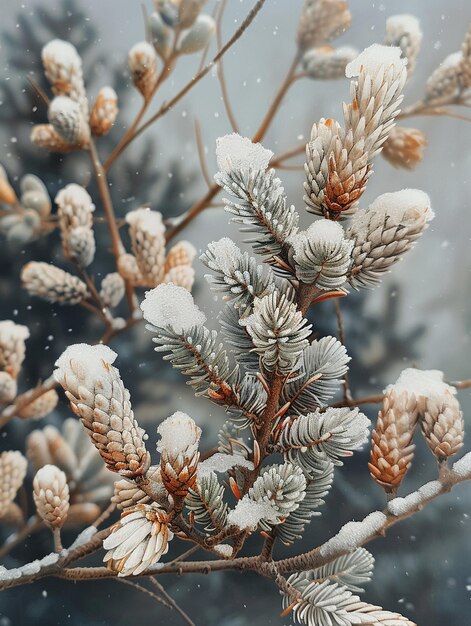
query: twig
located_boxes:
[193,118,212,188]
[150,578,197,626]
[215,0,239,132]
[117,578,173,609]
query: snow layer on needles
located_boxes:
[320,511,387,558]
[227,497,279,530]
[205,237,241,275]
[140,283,206,333]
[346,44,407,78]
[216,133,273,174]
[198,452,254,477]
[54,343,117,385]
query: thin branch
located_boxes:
[117,578,172,609]
[215,0,239,132]
[194,118,212,188]
[150,578,197,626]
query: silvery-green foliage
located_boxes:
[201,237,275,309]
[281,407,370,474]
[290,548,375,593]
[217,421,250,457]
[276,460,334,546]
[241,290,311,375]
[226,373,267,427]
[218,303,259,372]
[248,462,307,530]
[289,221,354,290]
[282,337,350,415]
[186,472,228,532]
[150,324,235,399]
[215,166,299,261]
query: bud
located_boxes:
[0,371,17,404]
[54,343,150,477]
[157,411,201,497]
[178,0,207,29]
[164,240,197,272]
[21,262,89,305]
[90,87,118,136]
[347,189,433,289]
[125,208,166,286]
[0,166,18,205]
[128,42,158,100]
[297,0,351,51]
[30,124,75,153]
[100,272,126,308]
[164,265,195,291]
[369,389,418,493]
[0,451,28,518]
[21,175,52,218]
[149,11,172,59]
[179,15,215,55]
[67,226,96,268]
[384,14,423,77]
[382,126,427,170]
[117,253,145,286]
[33,465,70,529]
[0,320,30,379]
[421,391,464,461]
[103,504,173,576]
[425,52,463,102]
[48,96,90,147]
[18,389,59,420]
[41,39,88,116]
[55,184,95,260]
[302,46,358,80]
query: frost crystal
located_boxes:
[156,411,201,456]
[216,133,273,174]
[345,44,407,78]
[198,452,254,477]
[54,343,117,387]
[140,283,206,333]
[320,511,387,557]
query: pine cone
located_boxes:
[164,240,197,272]
[0,451,27,518]
[128,42,158,100]
[100,273,126,308]
[18,389,59,420]
[21,262,89,305]
[157,412,201,497]
[369,390,418,492]
[54,344,150,478]
[0,320,29,378]
[382,127,427,170]
[90,87,118,136]
[33,464,70,529]
[125,208,166,286]
[421,391,464,461]
[103,504,173,576]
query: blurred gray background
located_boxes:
[0,1,471,625]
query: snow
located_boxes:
[0,552,60,581]
[227,496,279,530]
[204,238,241,275]
[156,411,201,455]
[387,481,442,516]
[42,39,81,68]
[125,208,165,236]
[198,453,254,477]
[320,511,387,558]
[48,95,80,118]
[68,526,97,550]
[213,544,233,558]
[452,452,471,478]
[34,464,66,490]
[387,368,455,399]
[0,320,30,341]
[290,219,346,256]
[140,283,207,333]
[54,343,117,386]
[128,41,157,67]
[386,14,421,37]
[55,183,94,211]
[216,133,273,174]
[368,189,434,225]
[98,86,117,101]
[346,44,407,78]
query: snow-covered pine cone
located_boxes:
[54,344,150,478]
[0,450,27,518]
[90,87,118,136]
[0,320,30,378]
[125,208,166,287]
[164,240,197,272]
[55,183,95,260]
[382,126,427,170]
[421,390,464,461]
[103,504,173,576]
[33,464,70,529]
[21,262,89,305]
[157,412,201,498]
[369,389,418,492]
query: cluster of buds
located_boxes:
[157,411,201,499]
[369,369,464,494]
[0,450,28,525]
[27,418,116,526]
[0,168,51,244]
[118,207,196,290]
[31,39,119,152]
[55,183,96,268]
